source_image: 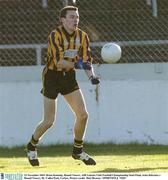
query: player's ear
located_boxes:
[60,17,65,24]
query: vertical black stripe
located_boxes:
[78,30,83,58]
[56,27,64,51]
[45,38,52,67]
[67,35,71,49]
[80,47,83,59]
[79,30,82,44]
[73,33,77,49]
[61,26,71,50]
[85,35,91,61]
[51,49,54,60]
[51,31,60,62]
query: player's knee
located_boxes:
[44,120,54,129]
[43,113,55,129]
[78,111,88,122]
[44,119,54,129]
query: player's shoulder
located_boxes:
[77,27,88,36]
[49,26,62,36]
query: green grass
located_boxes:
[1,144,168,173]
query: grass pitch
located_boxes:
[0,144,168,173]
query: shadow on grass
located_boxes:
[93,167,168,173]
[1,144,168,158]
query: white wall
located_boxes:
[1,63,168,147]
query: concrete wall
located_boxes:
[1,63,168,147]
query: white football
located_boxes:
[101,43,121,63]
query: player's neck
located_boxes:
[62,25,75,36]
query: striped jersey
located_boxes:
[46,25,92,70]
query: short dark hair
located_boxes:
[59,6,78,19]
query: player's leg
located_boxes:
[33,96,56,140]
[64,89,88,140]
[63,89,96,165]
[27,96,56,166]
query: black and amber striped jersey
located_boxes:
[46,25,92,70]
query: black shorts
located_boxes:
[41,68,79,99]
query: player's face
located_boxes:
[62,10,79,34]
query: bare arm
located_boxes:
[57,60,75,70]
[85,65,100,85]
[84,65,95,79]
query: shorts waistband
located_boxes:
[48,67,74,72]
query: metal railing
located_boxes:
[1,39,168,65]
[0,44,47,65]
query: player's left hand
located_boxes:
[90,76,100,85]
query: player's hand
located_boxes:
[74,59,91,70]
[57,59,75,69]
[89,76,100,85]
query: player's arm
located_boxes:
[57,59,74,69]
[80,33,100,85]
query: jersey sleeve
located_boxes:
[82,33,93,63]
[47,30,64,66]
